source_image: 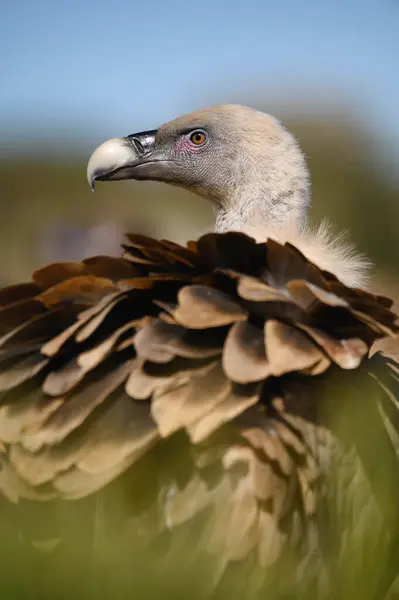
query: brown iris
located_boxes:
[190,130,207,145]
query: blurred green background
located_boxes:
[1,99,399,599]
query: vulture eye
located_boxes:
[189,130,207,146]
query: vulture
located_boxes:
[0,104,399,599]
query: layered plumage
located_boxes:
[0,232,398,594]
[0,104,398,597]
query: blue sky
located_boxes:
[1,0,399,153]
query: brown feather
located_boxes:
[0,230,397,594]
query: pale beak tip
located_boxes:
[87,176,96,192]
[86,137,138,191]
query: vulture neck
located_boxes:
[213,150,310,238]
[211,174,369,291]
[214,190,308,236]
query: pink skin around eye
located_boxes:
[172,136,203,156]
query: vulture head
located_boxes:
[87,105,309,227]
[87,104,367,288]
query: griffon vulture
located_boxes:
[0,104,398,598]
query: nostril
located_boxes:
[130,137,145,155]
[127,130,158,155]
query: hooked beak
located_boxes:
[87,129,173,190]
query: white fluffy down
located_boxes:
[237,219,371,290]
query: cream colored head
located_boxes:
[87,104,370,288]
[87,104,310,234]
